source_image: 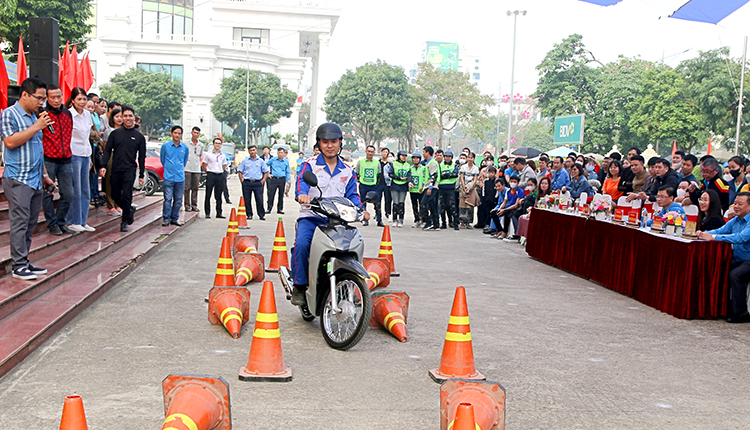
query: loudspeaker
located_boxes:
[28,17,59,86]
[8,85,21,106]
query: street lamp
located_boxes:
[506,10,526,155]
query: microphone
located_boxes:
[38,108,55,134]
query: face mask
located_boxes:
[388,156,395,162]
[677,188,686,198]
[526,185,535,192]
[723,174,734,183]
[459,159,467,165]
[499,162,507,168]
[730,169,742,178]
[673,161,683,170]
[510,183,518,189]
[586,165,595,172]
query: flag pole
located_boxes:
[735,36,747,156]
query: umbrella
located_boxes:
[511,147,541,158]
[546,146,579,158]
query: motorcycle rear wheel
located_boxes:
[320,272,371,350]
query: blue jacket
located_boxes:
[160,141,189,182]
[707,213,750,262]
[551,168,570,190]
[568,175,593,199]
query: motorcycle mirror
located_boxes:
[365,191,378,203]
[303,170,318,187]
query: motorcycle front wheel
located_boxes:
[320,272,371,350]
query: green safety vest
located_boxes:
[391,161,410,185]
[408,165,426,193]
[358,159,379,186]
[438,162,458,185]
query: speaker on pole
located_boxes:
[7,85,21,106]
[28,17,60,86]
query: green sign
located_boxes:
[553,114,584,146]
[425,42,459,71]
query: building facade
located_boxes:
[86,0,340,145]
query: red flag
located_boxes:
[75,50,83,88]
[707,137,713,155]
[0,38,9,110]
[80,53,94,92]
[671,140,677,157]
[67,44,78,92]
[16,36,28,84]
[58,48,63,89]
[61,41,70,99]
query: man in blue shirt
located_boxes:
[551,156,570,191]
[698,191,750,323]
[160,126,189,226]
[237,144,269,220]
[647,185,686,226]
[1,78,57,280]
[266,147,290,214]
[491,175,525,239]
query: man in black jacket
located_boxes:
[100,106,146,232]
[688,156,730,212]
[634,158,680,203]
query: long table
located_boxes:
[525,208,732,319]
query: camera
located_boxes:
[45,183,55,193]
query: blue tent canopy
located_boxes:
[670,0,750,24]
[578,0,749,24]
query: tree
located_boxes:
[395,84,434,152]
[520,121,554,152]
[0,0,93,58]
[211,69,296,146]
[415,62,494,149]
[100,68,184,138]
[627,66,704,149]
[324,60,413,146]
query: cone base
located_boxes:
[429,368,485,384]
[238,366,292,382]
[265,268,280,273]
[239,226,251,229]
[391,271,400,277]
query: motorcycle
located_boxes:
[279,171,375,350]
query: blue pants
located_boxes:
[69,155,90,226]
[291,216,327,286]
[42,161,73,228]
[359,183,381,222]
[162,179,185,222]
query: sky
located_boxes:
[319,0,750,113]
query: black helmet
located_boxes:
[316,123,342,141]
[397,150,408,158]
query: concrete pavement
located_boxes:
[1,179,749,429]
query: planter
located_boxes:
[674,226,684,237]
[665,224,676,235]
[595,212,606,221]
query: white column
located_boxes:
[307,33,330,146]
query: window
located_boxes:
[223,69,235,79]
[137,63,184,84]
[472,73,480,80]
[474,66,479,70]
[142,0,193,35]
[233,28,270,44]
[474,59,479,63]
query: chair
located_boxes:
[684,204,699,235]
[577,192,588,213]
[614,196,631,222]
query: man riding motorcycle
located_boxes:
[291,123,370,305]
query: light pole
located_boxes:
[245,45,250,152]
[735,36,747,155]
[506,10,526,155]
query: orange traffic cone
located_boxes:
[213,237,235,287]
[429,286,485,383]
[440,379,506,430]
[208,287,251,338]
[239,280,292,382]
[233,235,259,254]
[234,252,265,286]
[59,395,88,430]
[363,257,391,291]
[265,218,289,273]
[237,197,250,229]
[161,374,231,430]
[377,225,399,276]
[370,290,409,342]
[226,208,239,243]
[452,403,477,430]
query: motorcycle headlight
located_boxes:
[333,201,358,222]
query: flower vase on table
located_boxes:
[665,224,675,235]
[662,211,684,237]
[590,199,611,221]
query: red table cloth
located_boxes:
[525,208,732,319]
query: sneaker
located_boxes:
[82,224,96,232]
[128,205,137,225]
[377,221,385,227]
[67,224,85,232]
[162,220,171,226]
[27,264,47,275]
[226,200,232,205]
[12,266,37,280]
[120,222,129,232]
[259,217,266,221]
[205,215,212,219]
[422,225,435,231]
[277,211,285,214]
[170,220,184,226]
[440,224,447,229]
[108,208,119,216]
[412,222,421,228]
[216,214,226,219]
[49,225,63,236]
[363,220,369,226]
[454,225,460,231]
